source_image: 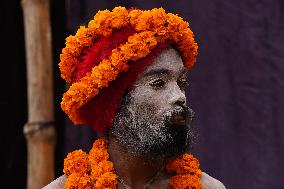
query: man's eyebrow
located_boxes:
[142,68,170,77]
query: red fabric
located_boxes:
[72,25,136,82]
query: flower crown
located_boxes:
[60,6,198,125]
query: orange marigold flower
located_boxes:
[89,139,109,165]
[94,172,117,189]
[110,7,128,29]
[63,149,90,176]
[76,26,94,47]
[91,138,107,149]
[167,153,200,175]
[170,174,201,189]
[91,160,114,181]
[110,48,130,70]
[91,10,112,29]
[65,36,81,57]
[65,173,92,189]
[89,147,109,165]
[128,9,143,27]
[135,10,152,31]
[150,8,167,28]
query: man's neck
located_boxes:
[108,137,166,189]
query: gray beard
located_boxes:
[109,103,195,161]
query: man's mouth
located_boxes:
[170,108,187,125]
[166,106,194,126]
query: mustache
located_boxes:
[163,105,195,125]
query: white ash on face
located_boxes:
[109,47,196,160]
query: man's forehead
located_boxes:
[143,47,187,77]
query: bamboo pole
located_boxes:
[21,0,55,188]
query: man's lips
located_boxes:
[168,107,187,125]
[165,106,195,126]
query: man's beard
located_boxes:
[110,101,195,161]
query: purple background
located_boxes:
[64,0,284,188]
[2,0,283,188]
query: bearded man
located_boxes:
[44,7,226,189]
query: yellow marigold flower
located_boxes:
[63,150,90,176]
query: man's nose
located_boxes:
[169,82,186,106]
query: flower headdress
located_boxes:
[60,7,198,132]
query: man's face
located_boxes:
[111,47,195,160]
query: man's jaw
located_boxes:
[110,106,195,161]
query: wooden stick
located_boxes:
[21,0,55,188]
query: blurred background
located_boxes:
[1,0,284,188]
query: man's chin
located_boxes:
[143,145,189,161]
[144,137,192,161]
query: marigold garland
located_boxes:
[63,138,202,189]
[63,149,90,175]
[64,139,117,189]
[65,173,92,189]
[167,154,202,189]
[171,174,201,189]
[59,6,198,125]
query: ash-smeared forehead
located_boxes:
[141,47,187,79]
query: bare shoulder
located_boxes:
[42,175,66,189]
[201,172,226,189]
[42,172,225,189]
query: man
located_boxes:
[44,7,226,189]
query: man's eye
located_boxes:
[149,79,165,88]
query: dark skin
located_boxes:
[108,136,171,189]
